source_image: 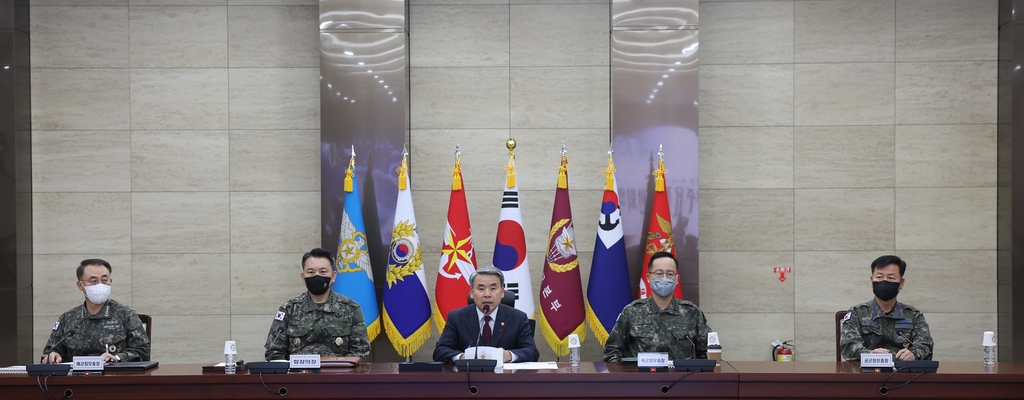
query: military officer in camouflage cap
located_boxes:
[42,259,150,364]
[603,252,711,362]
[264,248,370,361]
[840,255,933,361]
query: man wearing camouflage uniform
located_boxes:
[840,255,933,361]
[265,248,370,361]
[42,259,150,363]
[603,252,711,362]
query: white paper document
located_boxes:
[500,362,558,370]
[463,346,504,368]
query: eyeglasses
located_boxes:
[80,278,111,286]
[649,271,677,280]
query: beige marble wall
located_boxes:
[701,0,998,362]
[30,0,999,364]
[30,3,320,364]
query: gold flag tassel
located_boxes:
[505,153,517,188]
[653,154,666,193]
[505,138,518,188]
[603,153,616,191]
[451,157,463,191]
[344,148,356,193]
[397,155,408,190]
[557,155,569,189]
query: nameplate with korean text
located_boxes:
[637,352,669,368]
[289,354,321,369]
[860,353,893,368]
[72,356,105,371]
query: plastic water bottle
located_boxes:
[225,353,236,374]
[982,331,996,365]
[224,340,237,375]
[567,334,581,368]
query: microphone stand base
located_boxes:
[454,359,497,372]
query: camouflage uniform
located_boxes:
[42,299,150,362]
[840,299,933,361]
[264,291,370,361]
[603,297,711,362]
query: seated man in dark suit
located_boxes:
[433,266,539,363]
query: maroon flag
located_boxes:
[538,151,586,356]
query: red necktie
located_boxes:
[482,315,492,346]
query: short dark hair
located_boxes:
[648,251,678,271]
[871,255,906,277]
[77,259,112,280]
[470,266,505,287]
[302,248,336,270]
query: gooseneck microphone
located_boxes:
[895,331,915,354]
[465,304,491,395]
[662,334,714,394]
[475,305,490,360]
[43,330,76,363]
[684,334,697,360]
[268,327,285,354]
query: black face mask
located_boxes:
[305,275,332,296]
[872,280,900,301]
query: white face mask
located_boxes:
[83,283,111,305]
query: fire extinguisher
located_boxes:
[771,340,794,362]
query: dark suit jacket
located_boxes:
[433,304,539,363]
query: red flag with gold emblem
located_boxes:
[538,151,586,356]
[433,151,478,332]
[639,148,683,299]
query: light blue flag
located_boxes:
[334,151,380,342]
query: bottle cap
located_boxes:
[708,332,720,347]
[224,340,237,355]
[983,331,997,347]
[567,334,581,349]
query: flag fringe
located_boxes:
[537,309,586,357]
[382,307,433,358]
[584,301,610,347]
[366,317,381,343]
[432,304,449,335]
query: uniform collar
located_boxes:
[83,301,112,320]
[870,298,904,319]
[646,297,684,315]
[303,291,338,313]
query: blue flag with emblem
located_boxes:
[585,153,632,346]
[334,147,380,342]
[382,150,432,357]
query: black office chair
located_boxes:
[835,310,848,362]
[138,314,152,341]
[466,291,536,336]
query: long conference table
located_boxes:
[1,361,1023,399]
